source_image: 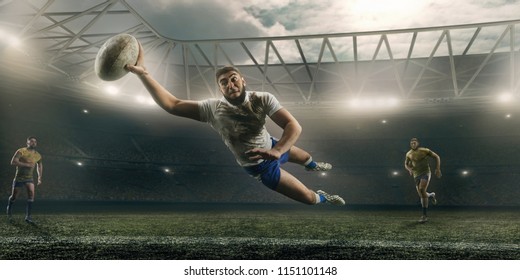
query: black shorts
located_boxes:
[414,174,430,186]
[12,180,33,188]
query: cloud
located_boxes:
[127,0,267,40]
[244,1,325,31]
[128,0,520,40]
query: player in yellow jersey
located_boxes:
[404,138,441,223]
[6,136,43,224]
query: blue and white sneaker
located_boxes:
[305,162,332,171]
[317,190,345,206]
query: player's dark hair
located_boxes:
[27,136,37,141]
[215,66,241,81]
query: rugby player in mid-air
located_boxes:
[126,42,344,206]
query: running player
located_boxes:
[6,136,43,224]
[126,43,344,206]
[405,137,441,223]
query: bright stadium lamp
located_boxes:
[104,85,119,95]
[347,96,401,110]
[498,93,513,103]
[7,35,20,47]
[136,95,155,106]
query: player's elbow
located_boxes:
[290,121,302,137]
[161,99,182,115]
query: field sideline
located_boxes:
[1,201,518,259]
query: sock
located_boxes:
[26,199,33,218]
[422,207,427,216]
[315,193,326,204]
[304,157,317,169]
[7,198,14,215]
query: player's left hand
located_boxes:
[435,169,442,178]
[246,148,281,161]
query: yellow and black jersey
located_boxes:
[13,147,42,182]
[406,147,432,178]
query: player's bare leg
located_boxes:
[288,146,332,171]
[416,178,430,223]
[6,187,19,221]
[24,183,35,224]
[276,169,345,206]
[288,146,311,164]
[276,169,316,204]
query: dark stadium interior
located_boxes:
[1,87,519,207]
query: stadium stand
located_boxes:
[1,108,519,206]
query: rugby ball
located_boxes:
[94,34,139,81]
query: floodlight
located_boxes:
[104,85,119,95]
[498,93,513,103]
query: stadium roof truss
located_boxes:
[1,0,519,109]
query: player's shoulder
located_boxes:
[199,97,221,107]
[417,147,431,153]
[248,90,275,99]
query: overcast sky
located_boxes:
[127,0,520,40]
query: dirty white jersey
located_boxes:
[198,91,283,166]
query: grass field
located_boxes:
[1,201,518,260]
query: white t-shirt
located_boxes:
[198,91,283,166]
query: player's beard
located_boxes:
[225,86,246,106]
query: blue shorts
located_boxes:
[12,180,33,188]
[243,138,290,190]
[414,174,430,186]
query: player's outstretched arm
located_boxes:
[126,42,200,121]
